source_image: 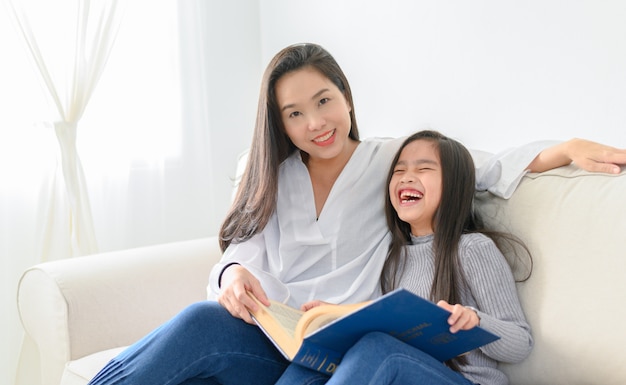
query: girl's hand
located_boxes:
[437,300,480,333]
[300,300,331,312]
[217,264,269,324]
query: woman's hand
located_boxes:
[217,264,269,324]
[437,300,480,334]
[528,138,626,174]
[300,299,331,312]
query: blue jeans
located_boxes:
[276,332,474,385]
[88,301,288,385]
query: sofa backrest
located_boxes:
[474,165,626,385]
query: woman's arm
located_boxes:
[473,138,626,199]
[207,231,290,323]
[527,138,626,174]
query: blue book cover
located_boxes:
[291,288,500,374]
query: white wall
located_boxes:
[254,0,626,153]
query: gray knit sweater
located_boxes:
[396,233,533,385]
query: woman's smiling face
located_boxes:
[275,66,353,162]
[389,139,443,236]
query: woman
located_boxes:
[88,43,626,385]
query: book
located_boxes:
[248,288,500,374]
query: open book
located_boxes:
[248,288,500,374]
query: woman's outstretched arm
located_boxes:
[527,138,626,174]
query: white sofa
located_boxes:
[17,165,626,385]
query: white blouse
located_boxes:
[207,137,555,307]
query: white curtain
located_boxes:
[7,0,123,261]
[4,1,122,384]
[1,1,217,384]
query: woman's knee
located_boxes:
[178,300,241,326]
[165,301,246,339]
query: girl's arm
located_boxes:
[461,236,533,363]
[527,138,626,174]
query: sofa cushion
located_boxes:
[474,165,626,385]
[60,347,126,385]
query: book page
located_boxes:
[264,300,304,339]
[247,293,303,359]
[296,302,370,339]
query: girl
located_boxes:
[329,130,532,385]
[88,44,625,385]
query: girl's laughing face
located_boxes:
[389,139,443,236]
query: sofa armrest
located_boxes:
[17,236,221,385]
